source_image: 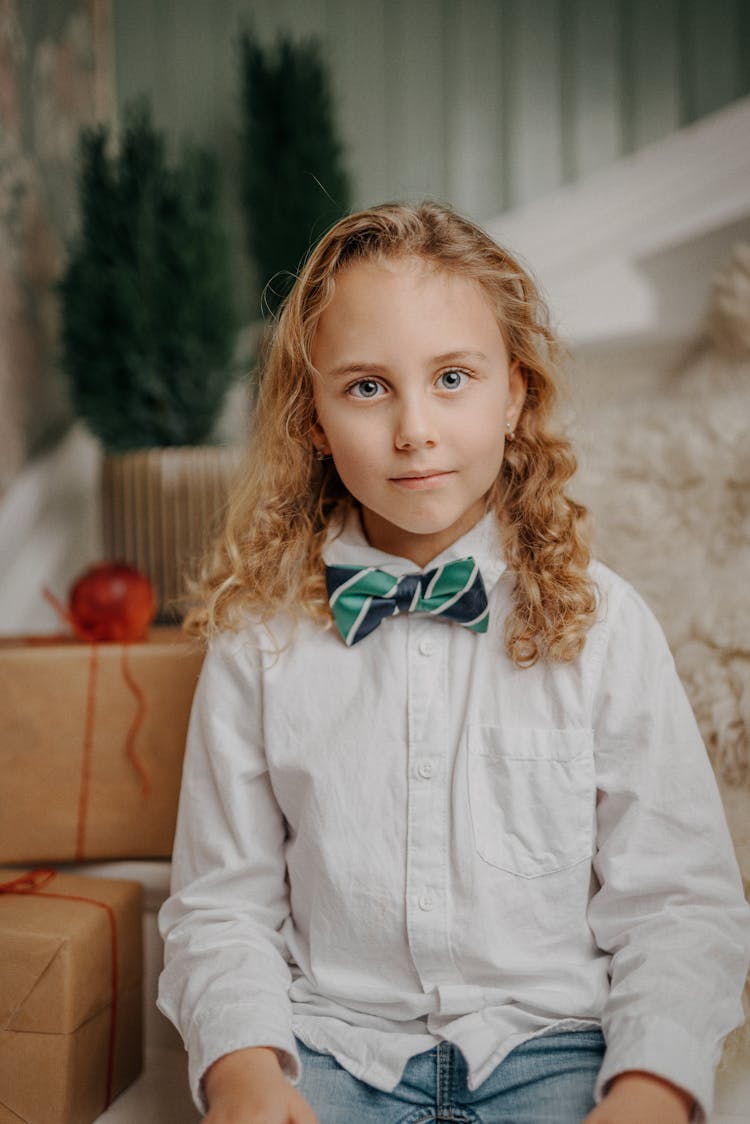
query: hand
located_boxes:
[582,1070,695,1124]
[203,1046,318,1124]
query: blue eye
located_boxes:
[349,379,384,399]
[438,368,468,390]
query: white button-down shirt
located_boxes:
[158,511,750,1120]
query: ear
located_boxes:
[506,360,527,427]
[310,419,330,457]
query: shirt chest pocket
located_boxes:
[467,726,596,878]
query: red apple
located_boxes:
[46,563,157,642]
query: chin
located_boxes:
[393,514,463,535]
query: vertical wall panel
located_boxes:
[236,0,326,44]
[211,0,243,155]
[235,0,280,44]
[740,1,750,97]
[444,0,505,219]
[682,0,744,121]
[504,0,565,207]
[326,0,389,209]
[625,0,681,150]
[498,0,514,212]
[112,0,159,123]
[168,0,219,143]
[216,0,254,314]
[383,0,448,203]
[149,0,180,133]
[278,0,327,39]
[563,0,623,179]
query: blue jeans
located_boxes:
[296,1028,605,1123]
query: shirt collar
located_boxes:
[323,506,507,593]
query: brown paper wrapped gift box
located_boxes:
[0,629,204,863]
[0,868,143,1124]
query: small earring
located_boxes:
[314,447,329,461]
[505,422,515,443]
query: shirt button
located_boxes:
[418,892,435,912]
[417,760,434,779]
[418,637,435,656]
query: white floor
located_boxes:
[97,1048,199,1123]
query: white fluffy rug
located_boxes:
[571,243,750,1069]
[575,244,750,795]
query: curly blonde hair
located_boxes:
[186,201,596,666]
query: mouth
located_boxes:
[390,470,455,490]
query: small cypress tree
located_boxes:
[59,102,236,452]
[239,30,351,314]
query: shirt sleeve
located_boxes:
[157,629,300,1113]
[587,580,750,1123]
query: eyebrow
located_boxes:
[326,350,489,379]
[326,361,386,380]
[433,350,489,365]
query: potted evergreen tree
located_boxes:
[59,102,239,619]
[239,29,351,313]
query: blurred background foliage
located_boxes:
[239,29,351,315]
[59,102,236,451]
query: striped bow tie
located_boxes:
[326,557,489,647]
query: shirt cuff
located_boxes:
[187,1004,301,1114]
[595,1016,715,1123]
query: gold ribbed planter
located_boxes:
[101,446,241,620]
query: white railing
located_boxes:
[488,96,750,343]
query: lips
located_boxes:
[390,470,455,490]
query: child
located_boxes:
[158,202,750,1124]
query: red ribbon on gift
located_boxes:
[0,867,120,1109]
[42,586,153,854]
[25,628,153,861]
[76,643,151,861]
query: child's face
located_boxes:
[311,256,526,566]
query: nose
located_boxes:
[394,393,438,450]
